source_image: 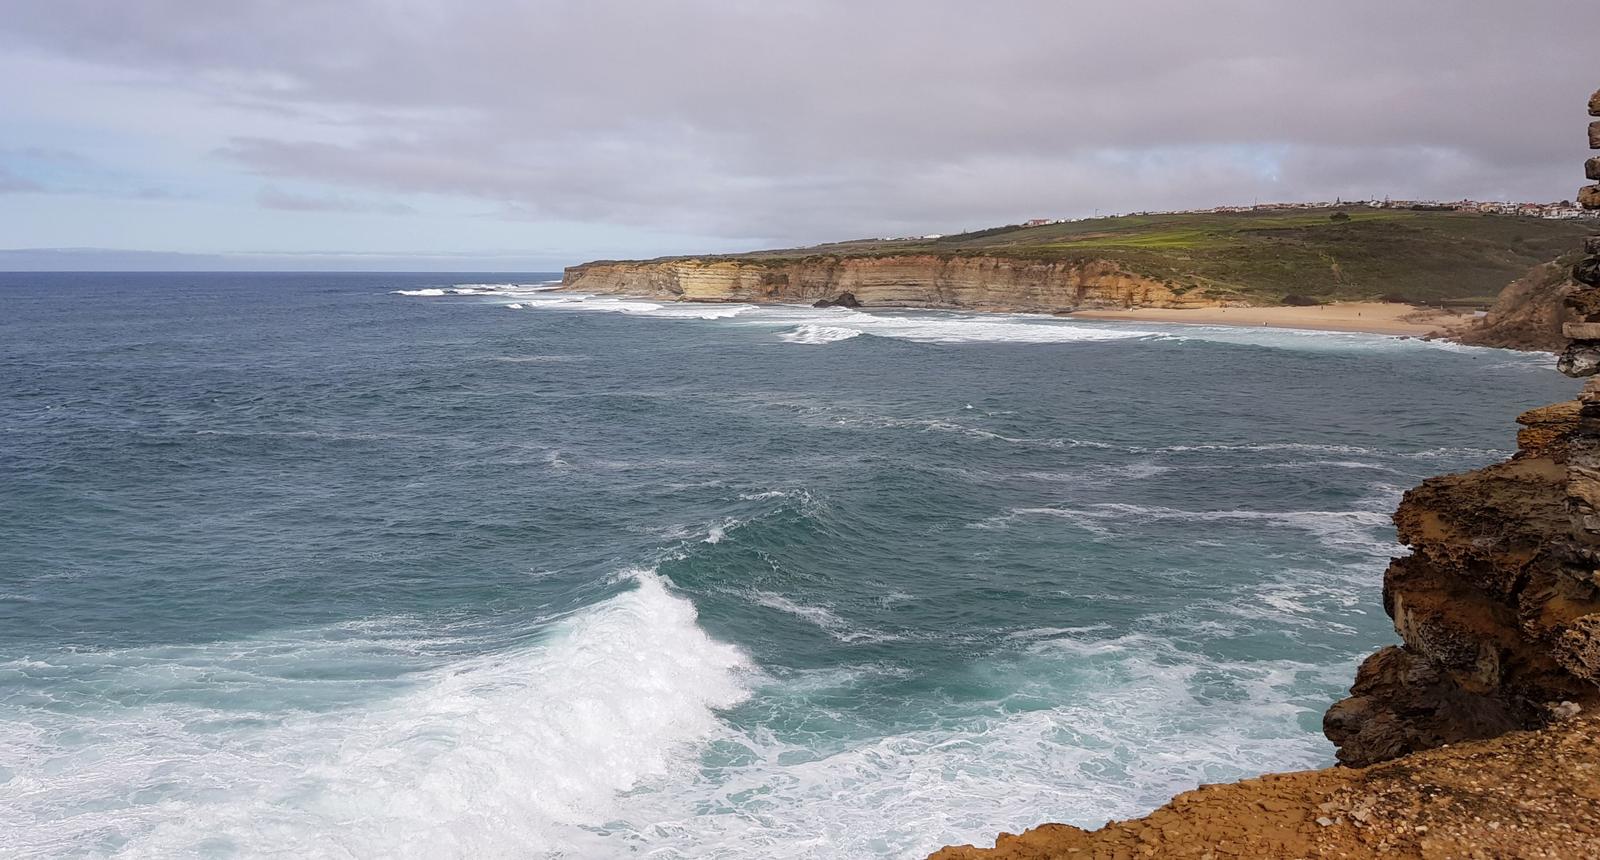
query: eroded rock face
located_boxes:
[1323,401,1600,767]
[1448,259,1577,353]
[935,83,1600,860]
[562,255,1216,312]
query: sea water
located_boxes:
[0,272,1576,858]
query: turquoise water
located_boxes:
[0,273,1575,858]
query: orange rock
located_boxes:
[929,716,1600,859]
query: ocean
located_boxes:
[0,272,1576,858]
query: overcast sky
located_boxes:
[2,1,1597,270]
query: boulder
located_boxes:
[1592,88,1600,116]
[1561,342,1600,377]
[1575,256,1600,287]
[1324,646,1518,767]
[812,292,861,308]
[1582,185,1600,210]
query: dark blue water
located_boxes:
[0,273,1576,857]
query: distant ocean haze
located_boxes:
[0,272,1577,858]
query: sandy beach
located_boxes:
[1067,301,1468,336]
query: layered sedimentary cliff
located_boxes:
[933,87,1600,860]
[1321,399,1600,767]
[562,255,1219,312]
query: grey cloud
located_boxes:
[2,1,1597,245]
[255,184,416,215]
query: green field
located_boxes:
[691,207,1596,303]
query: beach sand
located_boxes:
[1067,301,1468,336]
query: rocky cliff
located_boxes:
[1448,259,1579,352]
[562,255,1220,312]
[934,403,1600,859]
[932,88,1600,860]
[1321,399,1600,767]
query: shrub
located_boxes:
[1280,294,1321,306]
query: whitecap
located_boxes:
[779,324,863,345]
[746,306,1159,345]
[986,502,1398,557]
[510,293,760,320]
[1,572,755,857]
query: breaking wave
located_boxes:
[1,572,755,857]
[780,324,864,344]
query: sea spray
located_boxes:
[2,572,754,857]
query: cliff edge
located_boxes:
[1321,399,1600,767]
[931,712,1600,859]
[930,88,1600,860]
[562,206,1593,308]
[563,255,1217,312]
[932,401,1600,859]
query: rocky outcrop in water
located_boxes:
[812,291,861,308]
[562,255,1219,312]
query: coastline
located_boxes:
[1065,301,1467,336]
[554,285,1476,339]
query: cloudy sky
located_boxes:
[1,1,1597,270]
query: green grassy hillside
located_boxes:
[716,207,1595,304]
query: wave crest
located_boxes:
[4,572,754,857]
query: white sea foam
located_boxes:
[738,489,793,501]
[508,293,760,320]
[749,591,900,644]
[452,281,561,293]
[985,502,1398,557]
[587,633,1340,858]
[705,518,740,543]
[392,286,1557,363]
[744,307,1159,345]
[779,323,864,344]
[1,571,755,858]
[2,579,1354,860]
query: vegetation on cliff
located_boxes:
[934,88,1600,859]
[1448,255,1582,352]
[583,208,1592,305]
